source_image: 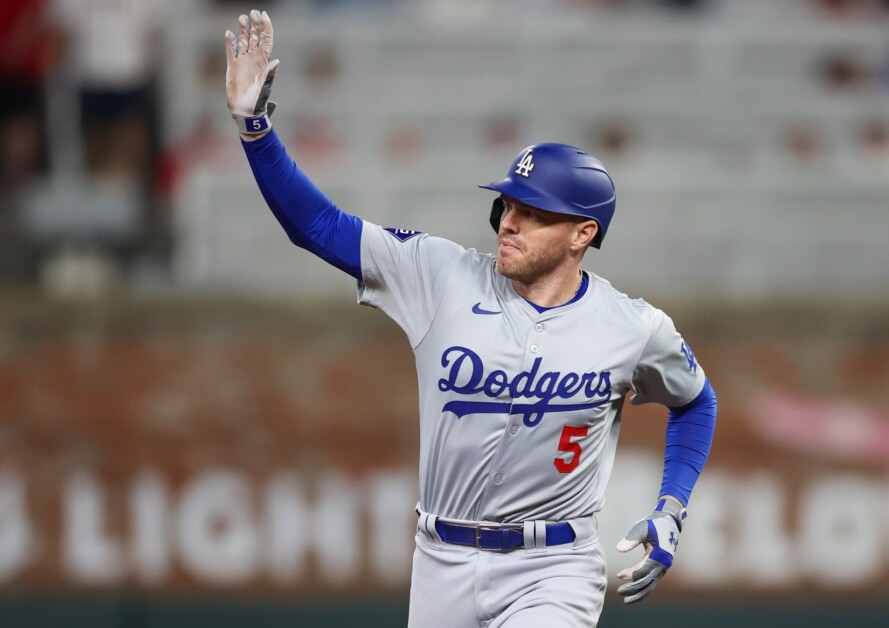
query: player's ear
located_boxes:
[572,220,598,250]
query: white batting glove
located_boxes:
[615,497,687,604]
[224,9,280,135]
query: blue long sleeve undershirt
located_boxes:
[659,378,717,506]
[241,130,363,279]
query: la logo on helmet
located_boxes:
[515,149,535,177]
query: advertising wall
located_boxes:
[1,301,888,624]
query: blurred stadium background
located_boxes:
[2,0,889,626]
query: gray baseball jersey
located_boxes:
[359,222,705,524]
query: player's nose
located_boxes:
[499,205,519,234]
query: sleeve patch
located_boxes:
[680,341,698,373]
[384,227,424,242]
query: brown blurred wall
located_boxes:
[1,299,888,601]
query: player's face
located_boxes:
[495,197,588,284]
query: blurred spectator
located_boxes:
[817,51,869,92]
[596,120,634,158]
[154,115,232,206]
[51,0,165,183]
[0,0,59,194]
[784,125,824,164]
[0,0,59,282]
[302,43,342,87]
[859,120,889,164]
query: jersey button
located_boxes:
[530,344,539,354]
[509,425,518,435]
[493,473,503,485]
[535,323,544,332]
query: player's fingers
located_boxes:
[225,29,237,62]
[237,14,249,56]
[616,574,653,597]
[266,58,280,80]
[616,564,662,597]
[259,10,274,56]
[615,537,640,553]
[249,9,261,53]
[616,520,648,552]
[619,578,659,604]
[616,558,646,581]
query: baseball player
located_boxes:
[226,11,717,627]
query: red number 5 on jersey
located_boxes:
[553,425,590,473]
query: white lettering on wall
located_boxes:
[63,471,125,583]
[314,474,360,585]
[263,473,309,584]
[3,458,886,589]
[0,468,34,582]
[131,471,170,584]
[178,471,259,584]
[666,471,735,587]
[798,475,882,586]
[734,473,794,586]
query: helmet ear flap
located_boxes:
[489,197,505,234]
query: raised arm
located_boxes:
[224,10,363,279]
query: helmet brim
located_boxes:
[479,178,609,222]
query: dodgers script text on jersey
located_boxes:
[438,346,613,426]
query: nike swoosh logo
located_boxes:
[472,303,501,315]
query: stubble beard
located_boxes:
[496,241,566,285]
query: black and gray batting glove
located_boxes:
[615,497,687,604]
[224,9,279,135]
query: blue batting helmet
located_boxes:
[480,143,616,248]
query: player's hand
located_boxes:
[615,497,686,604]
[224,9,279,135]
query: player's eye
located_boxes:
[521,207,541,222]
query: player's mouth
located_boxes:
[498,238,521,253]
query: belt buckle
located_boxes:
[475,523,511,552]
[475,523,504,551]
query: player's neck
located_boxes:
[511,268,584,308]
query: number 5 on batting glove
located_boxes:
[615,497,687,604]
[225,9,280,135]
